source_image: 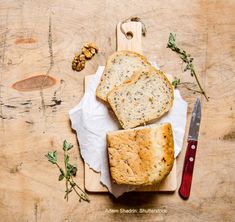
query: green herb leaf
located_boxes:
[167,33,176,49]
[59,173,64,181]
[172,79,180,88]
[180,53,188,62]
[67,163,77,177]
[63,140,73,151]
[45,151,57,164]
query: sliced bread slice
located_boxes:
[107,123,174,185]
[107,67,174,129]
[96,51,151,102]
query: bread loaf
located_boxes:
[107,123,174,185]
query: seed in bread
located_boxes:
[107,123,174,185]
[107,67,174,129]
[96,51,151,102]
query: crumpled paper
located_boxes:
[69,64,188,197]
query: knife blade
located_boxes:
[179,97,201,200]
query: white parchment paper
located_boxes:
[69,64,188,197]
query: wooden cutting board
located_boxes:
[84,21,177,192]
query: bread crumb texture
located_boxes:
[107,123,174,185]
[96,51,150,102]
[107,67,174,129]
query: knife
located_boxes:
[179,97,201,200]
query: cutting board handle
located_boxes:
[117,22,142,54]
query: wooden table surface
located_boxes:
[0,0,234,221]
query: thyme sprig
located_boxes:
[167,33,209,101]
[46,140,90,202]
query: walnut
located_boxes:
[72,42,98,72]
[82,47,93,59]
[84,42,99,53]
[79,54,86,61]
[90,48,96,55]
[72,54,86,71]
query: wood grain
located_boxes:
[0,0,234,222]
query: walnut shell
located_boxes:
[84,42,98,53]
[82,47,93,59]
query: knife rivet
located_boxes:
[189,157,194,162]
[191,145,196,149]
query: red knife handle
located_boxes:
[179,140,198,200]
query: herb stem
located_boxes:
[68,179,90,202]
[183,84,203,94]
[64,149,69,201]
[55,162,63,174]
[70,177,90,201]
[191,69,209,101]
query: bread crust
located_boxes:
[107,66,174,129]
[96,50,151,102]
[107,123,174,185]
